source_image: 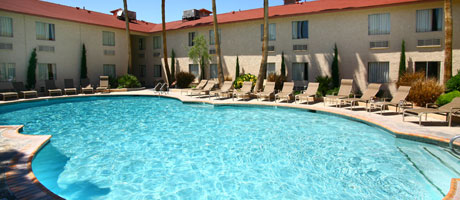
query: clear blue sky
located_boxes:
[42,0,291,23]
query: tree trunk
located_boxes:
[443,0,453,85]
[255,0,269,92]
[123,0,132,74]
[162,0,171,85]
[212,0,224,86]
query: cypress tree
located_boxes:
[26,48,37,90]
[80,44,87,79]
[171,49,176,82]
[281,51,286,77]
[235,56,240,80]
[399,40,406,79]
[331,44,340,88]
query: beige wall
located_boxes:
[0,10,129,90]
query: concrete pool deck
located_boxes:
[0,88,459,199]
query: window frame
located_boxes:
[266,63,276,78]
[188,32,196,46]
[292,20,309,39]
[153,65,162,78]
[368,13,391,35]
[38,63,57,80]
[0,16,13,37]
[292,62,308,81]
[36,22,55,41]
[209,29,221,45]
[260,23,276,41]
[416,8,443,32]
[210,64,218,79]
[153,36,161,49]
[138,38,145,50]
[189,64,199,78]
[102,64,116,78]
[415,61,440,80]
[368,62,390,83]
[0,63,16,81]
[102,31,115,46]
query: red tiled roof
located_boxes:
[0,0,437,33]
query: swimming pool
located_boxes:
[0,96,458,199]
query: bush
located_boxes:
[315,76,332,97]
[267,74,286,91]
[408,79,444,106]
[176,72,195,88]
[117,74,141,88]
[437,91,460,106]
[446,70,460,92]
[234,73,257,89]
[397,71,425,87]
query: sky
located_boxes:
[42,0,292,23]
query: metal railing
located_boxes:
[450,135,460,155]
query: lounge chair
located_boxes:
[367,86,412,114]
[64,79,77,95]
[275,82,295,103]
[12,82,37,98]
[153,82,163,94]
[211,81,233,99]
[233,81,253,101]
[80,79,94,94]
[160,83,169,94]
[324,79,354,107]
[190,81,216,98]
[339,83,381,109]
[183,80,208,95]
[45,80,62,96]
[96,76,110,93]
[403,97,460,127]
[257,82,275,101]
[295,82,319,104]
[0,82,18,101]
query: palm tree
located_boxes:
[123,0,132,74]
[212,0,224,86]
[443,0,453,85]
[162,0,171,85]
[255,0,269,91]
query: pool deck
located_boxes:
[0,89,459,199]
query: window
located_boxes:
[293,44,308,51]
[260,23,276,41]
[266,63,276,78]
[417,38,441,47]
[102,31,115,46]
[0,43,13,50]
[292,63,308,81]
[153,36,161,49]
[36,22,55,40]
[38,63,57,80]
[210,64,218,79]
[38,45,55,52]
[292,21,308,39]
[140,65,146,78]
[189,64,199,78]
[154,65,162,78]
[188,32,196,46]
[416,8,443,32]
[415,61,440,80]
[139,38,145,50]
[368,62,389,83]
[368,13,390,35]
[209,49,216,54]
[103,64,116,78]
[0,17,13,37]
[370,41,389,49]
[0,63,15,81]
[209,29,221,45]
[104,50,115,56]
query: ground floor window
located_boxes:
[0,63,15,81]
[153,65,162,78]
[210,64,218,79]
[103,64,116,78]
[292,63,308,81]
[415,61,440,80]
[38,63,57,80]
[140,65,146,78]
[368,62,390,83]
[189,64,199,78]
[266,63,276,78]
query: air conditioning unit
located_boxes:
[182,9,200,21]
[116,10,137,21]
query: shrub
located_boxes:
[315,76,333,97]
[446,70,460,92]
[267,73,286,91]
[397,71,425,87]
[408,79,444,106]
[26,48,37,89]
[437,91,460,106]
[176,72,195,88]
[234,73,257,89]
[117,74,141,88]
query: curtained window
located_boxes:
[0,63,15,81]
[0,17,13,37]
[260,24,276,41]
[266,63,276,78]
[292,21,309,39]
[103,64,116,78]
[36,22,55,40]
[154,65,162,78]
[209,29,221,45]
[416,8,443,32]
[292,63,308,81]
[368,62,389,83]
[188,32,196,46]
[368,13,390,35]
[153,36,161,49]
[102,31,115,46]
[138,38,145,50]
[38,63,57,80]
[189,64,199,78]
[210,64,218,79]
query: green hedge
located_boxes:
[437,90,460,106]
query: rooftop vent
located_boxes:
[284,0,301,5]
[111,8,136,22]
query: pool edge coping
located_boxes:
[1,93,459,199]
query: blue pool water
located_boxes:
[0,96,458,199]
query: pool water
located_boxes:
[0,96,458,199]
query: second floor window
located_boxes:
[188,32,196,46]
[292,21,308,39]
[103,31,115,46]
[209,29,221,45]
[261,23,276,41]
[153,36,161,49]
[0,17,13,37]
[368,13,390,35]
[139,38,145,50]
[416,8,443,32]
[0,63,15,81]
[36,22,55,40]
